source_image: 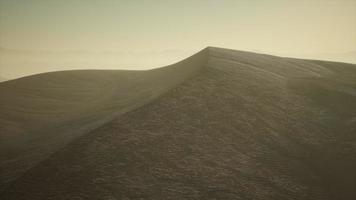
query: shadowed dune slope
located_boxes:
[0,49,208,190]
[1,47,356,199]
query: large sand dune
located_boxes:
[0,49,207,191]
[1,47,356,199]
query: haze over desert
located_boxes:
[1,1,356,200]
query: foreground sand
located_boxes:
[1,47,356,199]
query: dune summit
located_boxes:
[1,47,356,200]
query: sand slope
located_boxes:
[1,47,356,199]
[0,49,208,191]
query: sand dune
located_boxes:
[0,49,207,191]
[1,47,356,199]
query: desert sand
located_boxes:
[1,47,356,199]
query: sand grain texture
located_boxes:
[1,47,356,200]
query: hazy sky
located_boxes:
[1,0,356,78]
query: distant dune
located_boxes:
[0,46,194,80]
[1,47,356,200]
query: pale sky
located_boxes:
[1,0,356,79]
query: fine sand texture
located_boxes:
[0,49,208,191]
[1,47,356,199]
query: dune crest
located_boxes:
[0,48,208,190]
[1,47,356,199]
